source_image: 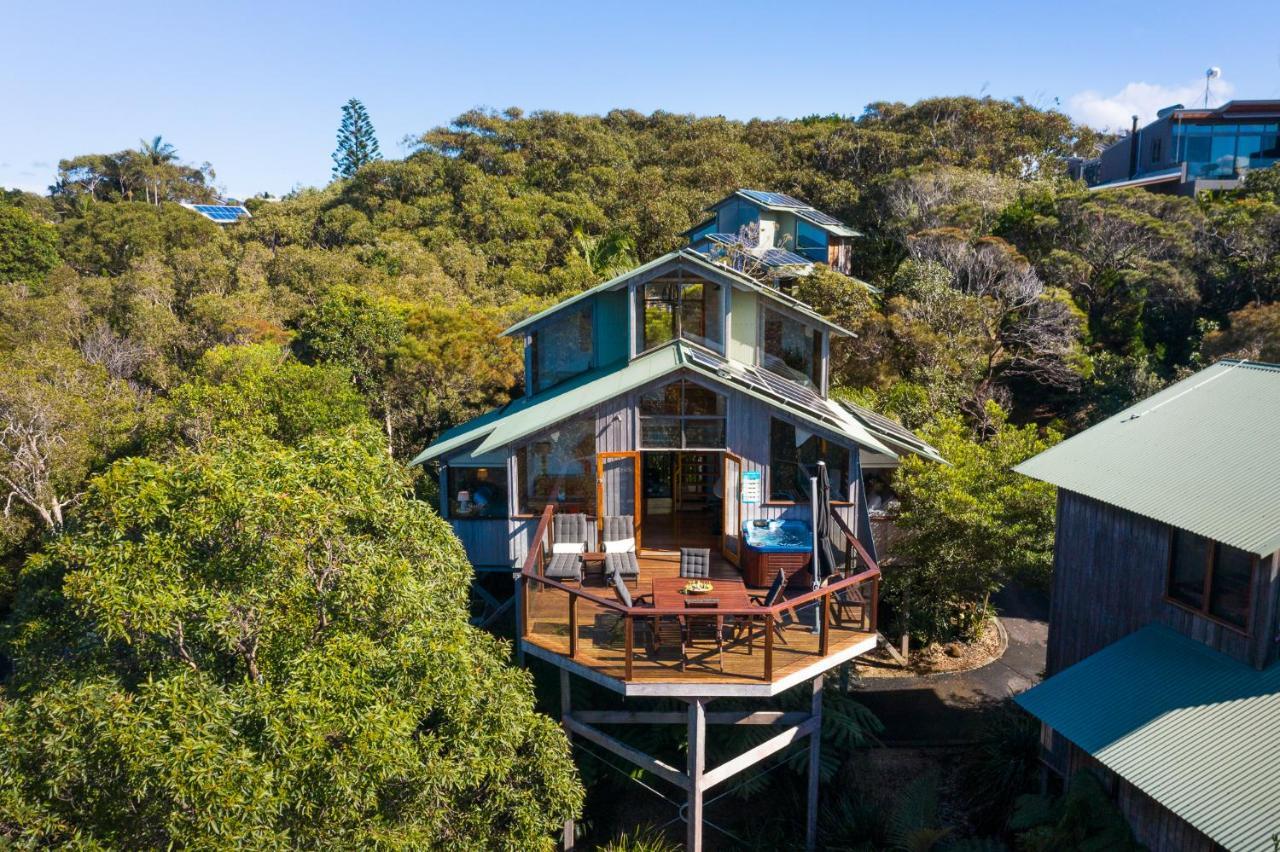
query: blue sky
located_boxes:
[4,0,1278,199]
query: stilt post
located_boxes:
[687,699,706,852]
[561,670,574,850]
[806,674,824,852]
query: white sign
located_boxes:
[741,471,761,505]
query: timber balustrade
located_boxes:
[517,505,880,685]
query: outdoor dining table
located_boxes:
[649,576,753,610]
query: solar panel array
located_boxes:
[794,207,846,228]
[682,345,843,427]
[838,400,934,454]
[190,205,250,222]
[739,190,808,208]
[759,248,812,268]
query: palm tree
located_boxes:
[136,136,178,204]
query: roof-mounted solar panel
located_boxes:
[740,189,808,208]
[182,203,251,223]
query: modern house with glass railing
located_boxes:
[411,190,940,851]
[1080,99,1280,194]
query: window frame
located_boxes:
[530,302,595,394]
[633,273,725,356]
[511,418,598,519]
[764,416,853,507]
[758,305,824,390]
[636,378,728,451]
[1163,527,1257,635]
[443,464,510,521]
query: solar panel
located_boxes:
[838,400,934,454]
[188,204,251,223]
[759,248,813,267]
[739,189,807,208]
[681,344,852,430]
[794,207,847,228]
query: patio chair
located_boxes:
[683,598,725,672]
[602,515,640,584]
[747,568,791,646]
[603,569,651,646]
[646,616,685,669]
[824,572,867,628]
[679,547,712,579]
[545,513,590,583]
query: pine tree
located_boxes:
[331,98,382,179]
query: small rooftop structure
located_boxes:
[180,203,252,224]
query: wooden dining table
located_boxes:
[649,576,754,610]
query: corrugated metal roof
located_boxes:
[412,342,898,465]
[501,249,853,338]
[1016,625,1280,852]
[1015,360,1280,556]
[837,400,946,464]
[1088,166,1184,192]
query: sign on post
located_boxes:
[741,470,761,505]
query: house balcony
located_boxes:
[516,507,880,698]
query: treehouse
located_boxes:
[413,190,940,851]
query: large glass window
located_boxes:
[532,305,592,393]
[768,418,850,502]
[637,276,723,353]
[1177,122,1280,178]
[762,307,822,388]
[1167,528,1255,630]
[639,380,726,449]
[796,220,828,263]
[515,418,596,516]
[446,466,508,519]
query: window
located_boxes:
[636,276,723,353]
[1166,528,1255,630]
[532,305,592,392]
[768,418,850,502]
[1151,138,1163,164]
[796,220,828,263]
[515,418,596,516]
[446,466,508,519]
[762,307,822,388]
[639,380,726,449]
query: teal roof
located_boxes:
[1015,360,1280,556]
[501,249,855,339]
[412,342,899,465]
[1017,625,1280,852]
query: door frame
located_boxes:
[597,451,642,550]
[721,452,744,566]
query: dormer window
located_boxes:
[1166,528,1255,631]
[531,303,593,393]
[762,307,822,388]
[636,276,723,354]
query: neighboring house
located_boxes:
[1078,100,1280,194]
[1014,360,1280,852]
[412,191,936,573]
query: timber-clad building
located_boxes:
[1015,359,1280,852]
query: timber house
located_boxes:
[413,190,940,850]
[1015,360,1280,852]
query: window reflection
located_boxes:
[638,379,726,449]
[762,307,821,387]
[1175,122,1280,178]
[636,277,723,353]
[533,305,593,392]
[516,419,596,516]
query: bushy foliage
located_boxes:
[0,429,582,848]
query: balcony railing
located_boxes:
[516,505,880,686]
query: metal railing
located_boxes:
[516,505,880,683]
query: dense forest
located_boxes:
[2,97,1279,847]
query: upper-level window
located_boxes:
[637,277,723,353]
[1151,138,1163,164]
[1176,122,1280,178]
[1167,528,1255,630]
[639,380,726,449]
[795,220,828,263]
[515,418,596,516]
[445,465,508,520]
[762,307,822,388]
[532,304,592,393]
[768,418,849,502]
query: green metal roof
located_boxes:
[412,342,899,465]
[1017,625,1280,852]
[1015,360,1280,557]
[501,249,855,339]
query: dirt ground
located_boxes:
[855,618,1005,678]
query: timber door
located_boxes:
[721,452,744,565]
[597,452,642,549]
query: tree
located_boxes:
[1202,301,1280,363]
[0,345,140,534]
[0,204,59,282]
[332,99,383,180]
[0,428,582,848]
[886,402,1060,644]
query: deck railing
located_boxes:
[516,505,880,684]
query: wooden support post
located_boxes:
[568,594,578,659]
[806,674,824,852]
[764,614,774,682]
[561,670,574,850]
[623,616,634,681]
[819,594,831,656]
[687,699,706,852]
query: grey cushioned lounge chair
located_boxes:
[602,515,640,583]
[545,513,589,583]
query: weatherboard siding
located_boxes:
[1047,490,1277,675]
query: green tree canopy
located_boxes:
[332,99,383,179]
[1,428,581,848]
[0,204,59,282]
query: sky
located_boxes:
[3,0,1279,199]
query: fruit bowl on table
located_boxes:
[681,581,714,595]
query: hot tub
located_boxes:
[741,519,813,588]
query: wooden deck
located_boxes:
[523,548,877,695]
